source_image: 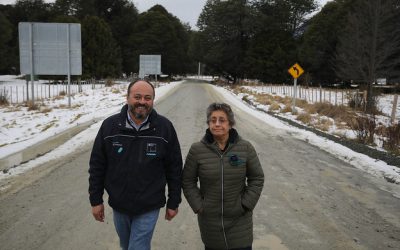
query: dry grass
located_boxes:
[255,94,274,105]
[5,120,17,129]
[375,124,387,137]
[232,84,399,155]
[105,79,115,87]
[295,99,308,108]
[0,90,9,106]
[336,121,348,130]
[40,106,53,113]
[70,113,83,124]
[315,117,334,131]
[382,122,400,153]
[281,105,292,113]
[303,104,317,114]
[53,95,65,100]
[268,102,280,111]
[348,115,376,144]
[313,102,353,124]
[111,88,121,94]
[296,112,312,124]
[27,101,39,111]
[41,121,56,132]
[3,106,22,113]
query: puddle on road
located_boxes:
[253,234,289,250]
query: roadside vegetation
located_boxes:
[230,84,400,156]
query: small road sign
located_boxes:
[288,63,304,79]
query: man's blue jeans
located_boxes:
[113,208,160,250]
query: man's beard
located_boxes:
[128,103,151,120]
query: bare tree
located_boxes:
[335,0,400,112]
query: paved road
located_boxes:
[1,81,399,250]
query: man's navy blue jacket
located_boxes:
[89,104,182,216]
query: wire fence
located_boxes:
[244,84,365,106]
[0,79,109,104]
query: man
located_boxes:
[89,80,182,250]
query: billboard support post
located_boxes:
[29,23,35,104]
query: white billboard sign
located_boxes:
[19,22,82,75]
[139,55,161,78]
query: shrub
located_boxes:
[268,102,280,111]
[295,99,308,108]
[347,91,365,109]
[304,104,317,114]
[105,78,115,87]
[0,89,9,106]
[383,122,400,154]
[111,88,121,94]
[349,114,376,144]
[315,117,334,131]
[347,90,381,115]
[296,112,312,124]
[26,101,39,111]
[40,107,53,113]
[242,95,251,104]
[281,105,292,113]
[255,94,273,105]
[313,102,352,123]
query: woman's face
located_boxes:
[208,110,231,138]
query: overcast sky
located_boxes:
[1,0,331,29]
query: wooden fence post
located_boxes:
[391,94,398,124]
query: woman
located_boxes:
[182,102,264,250]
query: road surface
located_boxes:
[1,81,399,249]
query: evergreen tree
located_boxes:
[81,15,122,78]
[128,5,191,75]
[197,0,254,83]
[0,11,13,74]
[299,0,352,85]
[244,0,316,82]
[52,0,138,75]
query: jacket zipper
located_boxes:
[220,154,229,249]
[217,144,232,250]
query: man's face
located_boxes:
[127,81,154,121]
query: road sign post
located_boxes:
[288,63,304,114]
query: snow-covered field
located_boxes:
[0,75,399,184]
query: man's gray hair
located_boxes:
[206,102,235,126]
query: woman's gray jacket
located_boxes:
[182,129,264,249]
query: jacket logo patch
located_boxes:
[229,154,245,166]
[146,143,157,156]
[112,141,123,154]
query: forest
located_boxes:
[0,0,399,89]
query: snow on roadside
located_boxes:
[1,80,399,187]
[212,85,400,185]
[0,81,182,180]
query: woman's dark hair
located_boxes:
[206,102,235,126]
[127,79,155,97]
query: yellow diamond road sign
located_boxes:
[288,63,304,79]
